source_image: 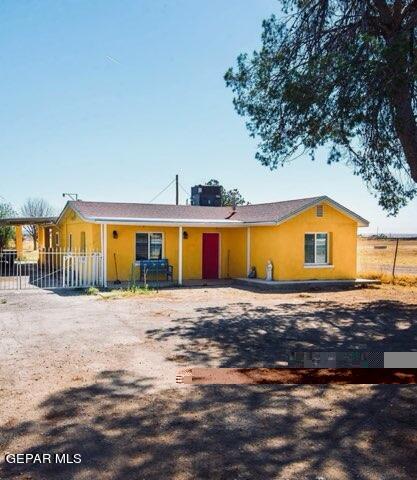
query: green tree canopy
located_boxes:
[0,202,15,250]
[206,179,248,206]
[225,0,417,214]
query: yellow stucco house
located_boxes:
[36,195,368,286]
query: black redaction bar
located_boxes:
[176,368,417,385]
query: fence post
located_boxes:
[392,238,399,281]
[62,253,66,288]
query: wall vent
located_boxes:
[316,205,324,217]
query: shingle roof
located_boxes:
[69,201,234,221]
[66,196,369,226]
[233,198,323,223]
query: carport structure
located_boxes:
[0,216,103,290]
[0,216,57,255]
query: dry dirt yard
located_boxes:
[0,284,416,480]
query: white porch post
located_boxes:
[101,224,108,287]
[103,224,108,287]
[246,226,251,276]
[100,224,104,285]
[178,226,183,285]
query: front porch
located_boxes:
[105,224,249,285]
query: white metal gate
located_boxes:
[0,249,103,290]
[62,252,102,288]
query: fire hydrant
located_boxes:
[266,260,273,281]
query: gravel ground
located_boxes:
[0,285,416,479]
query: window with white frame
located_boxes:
[304,233,328,264]
[135,233,163,261]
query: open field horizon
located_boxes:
[357,237,417,277]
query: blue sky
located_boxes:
[1,0,416,233]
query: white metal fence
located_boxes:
[0,249,103,290]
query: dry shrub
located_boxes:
[359,271,417,287]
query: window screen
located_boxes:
[316,233,328,263]
[150,233,163,259]
[304,234,315,264]
[136,233,149,261]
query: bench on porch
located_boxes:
[137,259,173,282]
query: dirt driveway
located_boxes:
[0,285,416,479]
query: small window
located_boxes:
[68,234,73,251]
[55,232,60,247]
[149,233,163,259]
[316,205,324,217]
[80,232,86,252]
[305,233,328,264]
[135,233,163,261]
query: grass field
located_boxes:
[358,237,417,268]
[358,237,417,284]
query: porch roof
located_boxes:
[0,216,58,226]
[64,195,369,227]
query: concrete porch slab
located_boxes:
[182,279,233,288]
[234,277,380,291]
[107,279,234,290]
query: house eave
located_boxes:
[90,217,276,227]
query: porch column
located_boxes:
[103,224,108,287]
[37,225,45,250]
[178,226,183,285]
[15,226,23,259]
[246,227,251,276]
[100,224,108,287]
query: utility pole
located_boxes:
[175,174,179,205]
[392,238,399,281]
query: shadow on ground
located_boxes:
[146,300,417,366]
[1,370,416,479]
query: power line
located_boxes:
[179,182,191,204]
[178,182,189,196]
[148,178,176,203]
[148,177,191,204]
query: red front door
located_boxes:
[202,233,219,279]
